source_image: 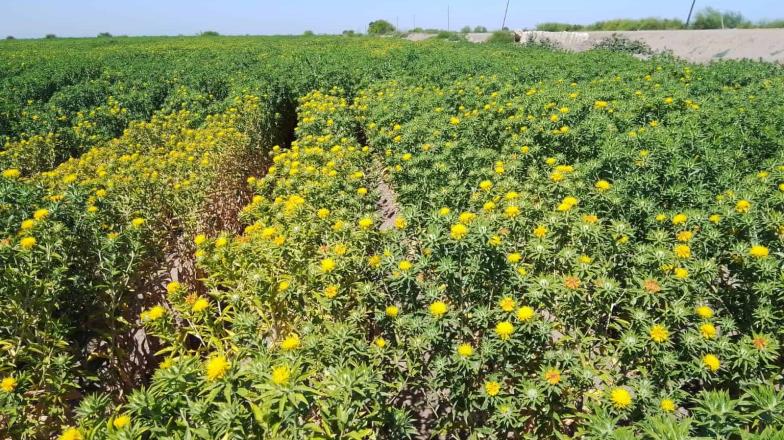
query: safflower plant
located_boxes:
[1,36,783,439]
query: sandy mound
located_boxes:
[514,29,784,63]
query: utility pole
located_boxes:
[396,16,399,31]
[447,5,450,31]
[502,0,511,30]
[413,15,416,30]
[685,0,697,28]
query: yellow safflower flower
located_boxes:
[166,281,181,295]
[59,427,82,440]
[457,343,474,357]
[458,211,476,224]
[695,305,714,319]
[583,214,599,224]
[544,368,561,385]
[517,306,535,321]
[271,365,291,385]
[660,399,676,412]
[595,180,611,191]
[495,321,514,340]
[702,354,720,372]
[324,285,339,299]
[19,236,36,250]
[2,168,21,179]
[191,297,209,313]
[385,305,399,318]
[205,355,229,381]
[450,223,468,240]
[676,230,693,242]
[498,296,516,312]
[610,387,632,408]
[557,196,578,212]
[1,377,17,393]
[673,244,691,259]
[749,245,769,258]
[484,381,501,397]
[358,217,373,230]
[112,414,131,429]
[649,324,669,343]
[429,301,448,317]
[33,208,49,220]
[320,258,336,273]
[700,323,717,339]
[141,305,165,321]
[672,213,687,225]
[281,334,301,350]
[674,267,689,279]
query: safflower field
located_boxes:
[1,36,784,439]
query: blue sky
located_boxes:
[2,0,783,38]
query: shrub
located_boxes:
[692,7,750,29]
[486,30,515,44]
[368,19,396,35]
[592,34,654,55]
[536,22,585,32]
[435,31,464,41]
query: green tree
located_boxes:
[693,7,749,29]
[474,25,488,32]
[460,25,471,33]
[368,19,396,35]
